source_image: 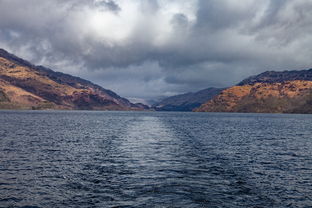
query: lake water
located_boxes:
[0,111,312,208]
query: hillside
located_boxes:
[153,88,223,111]
[195,69,312,114]
[0,48,144,110]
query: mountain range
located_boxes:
[153,88,223,111]
[2,48,312,114]
[0,48,146,110]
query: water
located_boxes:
[0,111,312,208]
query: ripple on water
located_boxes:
[0,111,312,208]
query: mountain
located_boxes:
[238,69,312,86]
[195,69,312,114]
[0,48,145,110]
[153,88,224,111]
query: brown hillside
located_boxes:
[195,81,312,113]
[0,49,144,110]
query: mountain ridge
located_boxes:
[238,69,312,86]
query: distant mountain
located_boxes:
[153,88,224,111]
[195,69,312,114]
[238,69,312,86]
[0,48,145,110]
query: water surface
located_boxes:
[0,111,312,207]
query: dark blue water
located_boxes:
[0,111,312,208]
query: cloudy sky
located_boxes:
[0,0,312,101]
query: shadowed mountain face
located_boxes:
[238,69,312,86]
[195,69,312,114]
[0,48,144,110]
[153,88,224,111]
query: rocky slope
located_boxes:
[153,88,223,111]
[195,70,312,114]
[0,48,144,110]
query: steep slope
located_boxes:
[0,48,144,110]
[153,88,223,111]
[195,69,312,114]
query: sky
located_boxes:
[0,0,312,102]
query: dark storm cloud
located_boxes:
[0,0,312,100]
[96,0,121,13]
[196,0,255,30]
